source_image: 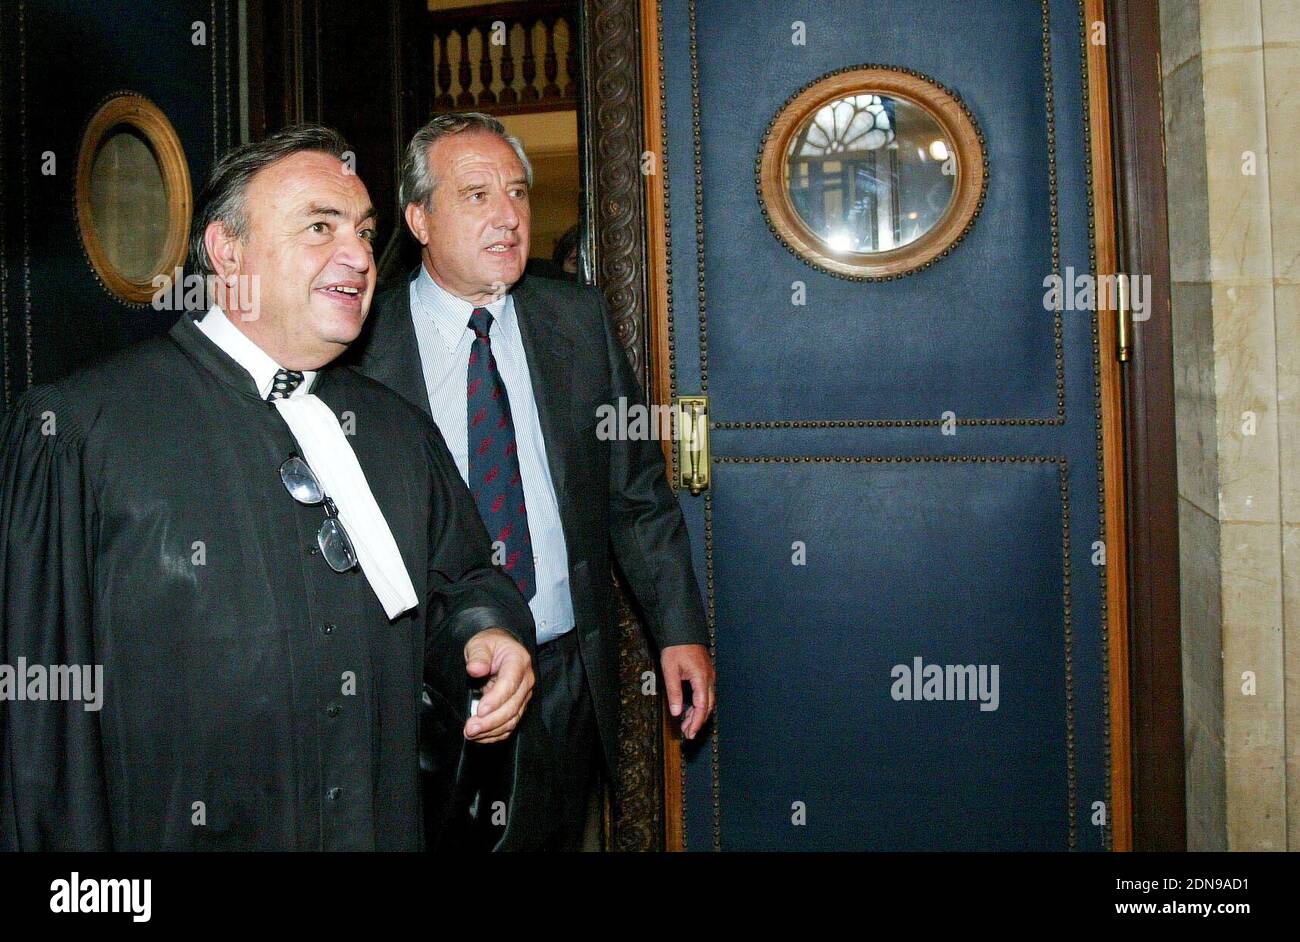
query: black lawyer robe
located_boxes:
[0,314,537,850]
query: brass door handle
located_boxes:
[675,395,709,495]
[1116,272,1131,363]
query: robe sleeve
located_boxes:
[0,386,113,850]
[419,415,537,686]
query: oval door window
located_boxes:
[76,93,192,305]
[758,66,987,280]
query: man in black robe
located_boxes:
[0,125,537,851]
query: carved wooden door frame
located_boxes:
[579,0,668,851]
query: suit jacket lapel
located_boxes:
[511,277,575,515]
[357,271,433,418]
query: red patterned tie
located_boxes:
[467,307,535,599]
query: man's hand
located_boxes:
[661,643,715,740]
[463,628,534,743]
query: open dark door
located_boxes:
[648,0,1129,850]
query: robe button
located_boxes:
[321,623,336,635]
[327,787,342,801]
[326,704,340,717]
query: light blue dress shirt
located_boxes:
[409,267,575,644]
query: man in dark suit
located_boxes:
[350,113,713,849]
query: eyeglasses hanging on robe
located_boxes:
[280,454,359,573]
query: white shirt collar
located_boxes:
[412,265,513,350]
[195,305,317,399]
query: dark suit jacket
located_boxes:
[349,269,709,768]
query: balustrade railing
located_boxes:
[427,1,578,115]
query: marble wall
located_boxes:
[1161,0,1299,851]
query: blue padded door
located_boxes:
[658,0,1116,851]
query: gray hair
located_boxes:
[188,124,353,279]
[399,112,533,210]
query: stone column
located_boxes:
[1160,0,1299,851]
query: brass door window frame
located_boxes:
[75,92,193,306]
[756,65,987,281]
